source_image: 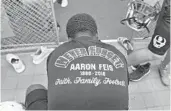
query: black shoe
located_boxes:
[129,63,151,82]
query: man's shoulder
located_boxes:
[97,40,128,61]
[98,41,121,52]
[47,41,72,60]
[58,41,73,49]
[52,41,73,53]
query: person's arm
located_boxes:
[114,42,130,84]
[46,52,53,74]
[114,42,128,59]
[127,47,164,66]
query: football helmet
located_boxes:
[121,0,161,33]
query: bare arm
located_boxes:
[127,47,164,66]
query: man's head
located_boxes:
[66,13,98,39]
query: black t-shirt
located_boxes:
[47,37,129,110]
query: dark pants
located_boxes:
[148,0,170,55]
[25,85,48,110]
[25,85,129,110]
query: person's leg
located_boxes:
[25,84,48,110]
[158,49,170,86]
[161,49,170,69]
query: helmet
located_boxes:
[121,0,161,33]
[0,101,25,111]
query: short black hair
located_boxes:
[66,13,98,38]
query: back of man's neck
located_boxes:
[75,32,93,38]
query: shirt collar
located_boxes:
[73,36,97,41]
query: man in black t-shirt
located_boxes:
[24,13,129,110]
